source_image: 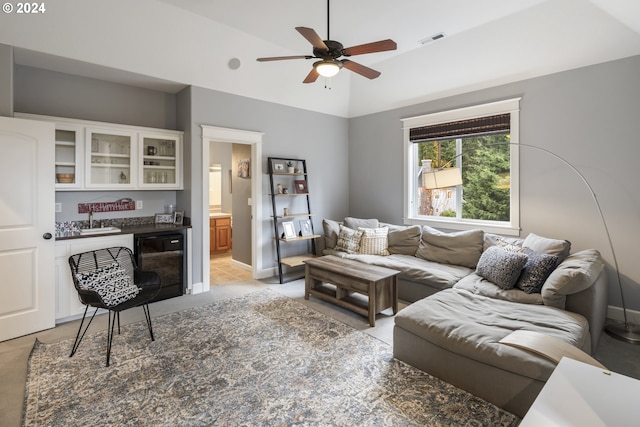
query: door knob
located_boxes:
[43,232,52,240]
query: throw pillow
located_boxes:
[335,225,363,254]
[415,226,484,268]
[516,248,559,294]
[358,227,389,256]
[522,232,571,262]
[76,263,140,307]
[475,246,528,290]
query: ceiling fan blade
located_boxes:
[303,68,320,84]
[257,55,314,62]
[341,60,381,80]
[343,39,397,56]
[296,27,329,51]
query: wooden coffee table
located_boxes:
[303,255,399,326]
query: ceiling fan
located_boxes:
[256,0,397,83]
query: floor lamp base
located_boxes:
[605,322,640,344]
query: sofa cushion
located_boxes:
[334,225,363,254]
[415,226,484,268]
[454,273,543,305]
[344,217,379,230]
[483,233,524,251]
[516,248,559,294]
[541,249,604,309]
[357,227,389,256]
[523,232,571,262]
[344,253,472,291]
[384,224,422,255]
[394,288,590,381]
[475,246,528,289]
[322,219,341,250]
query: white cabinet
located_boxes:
[55,234,134,321]
[17,113,183,191]
[139,132,182,188]
[85,127,136,189]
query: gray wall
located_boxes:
[0,44,13,116]
[349,54,640,314]
[184,86,349,284]
[14,65,177,129]
[231,143,252,265]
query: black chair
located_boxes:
[68,247,161,366]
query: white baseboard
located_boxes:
[607,305,640,324]
[257,267,277,280]
[191,281,205,294]
[230,259,252,271]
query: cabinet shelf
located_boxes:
[91,164,130,168]
[56,141,75,147]
[55,161,76,167]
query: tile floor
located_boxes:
[209,251,253,285]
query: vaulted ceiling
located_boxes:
[2,0,640,117]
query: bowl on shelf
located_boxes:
[56,173,75,183]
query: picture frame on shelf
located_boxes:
[173,210,184,225]
[155,213,174,224]
[294,179,308,193]
[273,162,285,172]
[282,221,297,240]
[299,219,312,236]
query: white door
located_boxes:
[0,117,55,341]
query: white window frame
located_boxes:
[402,98,521,235]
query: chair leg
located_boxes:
[106,310,118,367]
[117,311,121,335]
[142,304,155,341]
[70,305,99,358]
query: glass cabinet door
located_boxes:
[139,134,180,188]
[85,129,135,188]
[55,125,83,189]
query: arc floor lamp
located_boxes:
[421,142,638,343]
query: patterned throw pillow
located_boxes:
[358,227,389,256]
[335,225,364,254]
[476,246,528,290]
[76,262,140,307]
[516,248,559,294]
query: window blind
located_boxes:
[409,113,510,142]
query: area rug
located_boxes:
[23,289,519,426]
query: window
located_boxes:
[402,98,521,235]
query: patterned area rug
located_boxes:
[23,289,519,426]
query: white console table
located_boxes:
[520,357,639,426]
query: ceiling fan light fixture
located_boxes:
[314,60,342,77]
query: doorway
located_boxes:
[208,142,252,284]
[201,125,263,291]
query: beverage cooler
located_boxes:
[134,232,185,302]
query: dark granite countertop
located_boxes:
[56,224,191,241]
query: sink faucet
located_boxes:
[89,210,94,229]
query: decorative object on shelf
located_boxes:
[147,146,157,156]
[273,162,285,172]
[282,221,297,240]
[173,210,184,225]
[78,198,135,213]
[294,179,308,193]
[286,161,295,173]
[283,208,290,216]
[276,183,283,194]
[299,219,312,236]
[238,158,250,178]
[283,188,289,194]
[119,171,127,183]
[56,173,75,184]
[155,213,174,224]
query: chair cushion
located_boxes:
[76,262,140,307]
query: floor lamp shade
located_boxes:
[422,167,463,190]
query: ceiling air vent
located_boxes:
[419,32,446,46]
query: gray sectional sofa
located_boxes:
[322,217,607,417]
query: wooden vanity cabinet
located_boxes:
[210,216,232,253]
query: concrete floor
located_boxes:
[2,278,639,427]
